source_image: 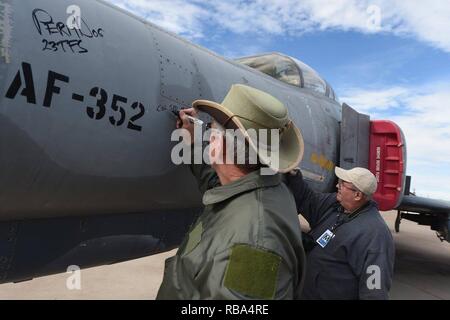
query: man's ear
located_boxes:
[354,192,363,201]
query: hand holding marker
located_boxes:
[172,109,204,126]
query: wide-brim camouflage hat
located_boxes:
[193,84,304,173]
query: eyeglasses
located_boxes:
[337,179,358,192]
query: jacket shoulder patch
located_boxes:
[224,244,281,299]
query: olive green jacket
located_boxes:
[156,163,305,300]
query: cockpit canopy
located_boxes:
[235,53,337,101]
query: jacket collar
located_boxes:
[340,200,376,221]
[203,170,281,205]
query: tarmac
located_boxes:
[0,212,449,300]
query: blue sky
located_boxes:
[108,0,450,201]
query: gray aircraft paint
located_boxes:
[0,0,340,221]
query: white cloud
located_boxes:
[391,1,450,53]
[107,0,450,53]
[110,0,208,39]
[340,87,410,113]
[340,83,450,201]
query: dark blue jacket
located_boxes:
[286,171,395,300]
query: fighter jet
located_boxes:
[0,0,449,284]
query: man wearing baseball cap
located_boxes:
[286,166,395,299]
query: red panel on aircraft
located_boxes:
[369,120,406,211]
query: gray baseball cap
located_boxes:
[335,166,378,196]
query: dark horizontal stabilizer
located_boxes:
[397,195,450,215]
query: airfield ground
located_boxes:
[1,212,449,300]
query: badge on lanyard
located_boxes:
[316,229,335,248]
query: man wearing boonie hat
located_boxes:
[286,166,395,299]
[157,84,306,299]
